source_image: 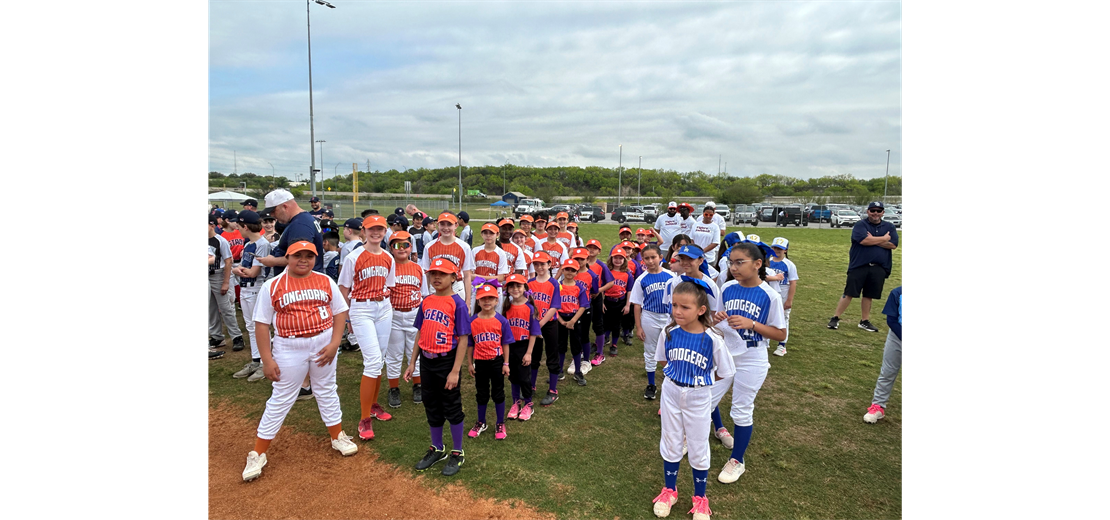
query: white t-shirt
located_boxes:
[712,214,727,235]
[689,220,721,264]
[653,214,687,250]
[678,216,697,236]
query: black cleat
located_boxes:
[574,372,587,386]
[297,387,314,401]
[209,337,224,348]
[232,336,245,351]
[644,384,658,400]
[827,316,840,330]
[441,450,465,476]
[209,349,225,360]
[609,346,618,356]
[858,320,879,332]
[388,387,402,408]
[415,446,448,471]
[412,384,423,404]
[540,389,559,406]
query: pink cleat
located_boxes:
[689,496,712,520]
[507,400,522,420]
[518,402,535,421]
[494,423,507,440]
[652,487,678,517]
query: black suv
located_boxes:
[773,205,808,227]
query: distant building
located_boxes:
[502,191,527,205]
[289,181,307,187]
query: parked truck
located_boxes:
[513,198,546,218]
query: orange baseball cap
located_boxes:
[567,222,578,229]
[545,221,560,230]
[390,230,412,242]
[532,252,553,264]
[505,273,528,285]
[556,212,569,219]
[560,259,579,271]
[437,212,458,224]
[570,247,589,259]
[475,284,499,299]
[427,258,460,275]
[497,218,515,227]
[610,248,628,258]
[585,239,602,250]
[620,241,636,249]
[535,218,547,225]
[481,223,499,234]
[619,225,632,233]
[519,215,534,223]
[636,228,649,235]
[286,240,318,256]
[363,215,387,229]
[512,228,527,236]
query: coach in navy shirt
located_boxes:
[255,189,324,274]
[827,201,898,333]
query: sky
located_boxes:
[209,1,901,182]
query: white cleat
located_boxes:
[242,451,267,481]
[331,431,359,456]
[773,345,787,357]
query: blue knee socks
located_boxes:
[730,424,753,463]
[648,371,656,386]
[711,407,724,431]
[495,401,505,423]
[477,404,487,424]
[693,469,708,497]
[664,460,680,490]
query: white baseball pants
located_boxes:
[782,308,791,343]
[256,329,342,439]
[349,299,393,378]
[641,310,670,373]
[386,307,420,379]
[240,287,261,359]
[660,378,713,471]
[711,345,770,427]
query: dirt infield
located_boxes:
[209,403,553,520]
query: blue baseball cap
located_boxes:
[868,201,885,210]
[222,209,239,222]
[310,196,321,203]
[237,210,260,225]
[343,218,363,230]
[723,232,743,247]
[675,245,704,259]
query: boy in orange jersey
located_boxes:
[386,231,428,406]
[242,241,356,482]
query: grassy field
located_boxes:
[209,223,902,519]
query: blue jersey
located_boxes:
[630,270,677,314]
[719,280,772,348]
[883,286,902,340]
[660,328,718,387]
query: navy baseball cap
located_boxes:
[259,208,275,220]
[675,245,705,259]
[240,199,258,207]
[208,214,219,224]
[237,210,261,225]
[310,196,321,203]
[343,218,363,230]
[422,217,435,226]
[868,201,885,210]
[394,207,405,216]
[458,211,470,222]
[222,209,239,221]
[395,215,409,228]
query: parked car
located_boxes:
[611,205,644,224]
[733,205,758,225]
[773,205,807,227]
[806,205,831,223]
[642,205,658,223]
[832,209,861,227]
[882,214,902,228]
[709,204,730,222]
[758,207,776,222]
[579,205,605,222]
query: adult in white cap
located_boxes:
[651,201,688,258]
[256,189,325,274]
[703,201,728,239]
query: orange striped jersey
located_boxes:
[254,270,349,338]
[468,313,515,360]
[558,279,591,316]
[473,246,510,279]
[525,236,541,254]
[555,231,575,250]
[533,231,548,241]
[527,278,562,318]
[389,261,425,311]
[604,269,632,299]
[339,247,396,300]
[498,241,527,273]
[539,240,569,266]
[413,294,472,354]
[504,302,542,341]
[419,239,476,273]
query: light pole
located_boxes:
[266,161,275,188]
[334,162,340,193]
[456,103,463,211]
[637,156,642,204]
[617,144,623,208]
[316,139,326,197]
[306,0,335,197]
[883,149,891,203]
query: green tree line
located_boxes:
[209,166,901,205]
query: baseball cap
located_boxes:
[570,248,589,260]
[566,222,578,229]
[437,212,458,224]
[505,273,528,286]
[705,201,716,208]
[868,201,885,210]
[475,284,498,299]
[458,211,470,222]
[532,252,553,264]
[427,258,460,275]
[309,196,320,203]
[746,234,761,243]
[343,218,363,230]
[512,228,527,237]
[422,217,435,226]
[286,240,318,256]
[619,225,632,234]
[240,198,258,207]
[390,230,412,242]
[772,237,789,250]
[394,207,405,216]
[679,203,693,210]
[636,228,648,235]
[394,215,409,228]
[609,248,628,258]
[585,239,602,250]
[264,189,294,209]
[319,219,337,230]
[560,259,579,271]
[363,215,388,229]
[667,201,677,209]
[223,209,239,222]
[480,223,499,234]
[208,214,219,224]
[519,214,534,223]
[238,210,261,225]
[497,218,514,227]
[675,245,704,259]
[556,212,569,219]
[386,214,398,225]
[724,232,743,247]
[260,208,276,220]
[545,221,560,230]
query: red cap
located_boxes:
[481,223,499,234]
[620,241,636,249]
[619,225,632,233]
[636,228,648,235]
[532,252,553,264]
[567,222,578,229]
[505,273,528,285]
[287,240,318,256]
[362,215,387,229]
[427,258,460,275]
[586,239,602,250]
[570,247,589,259]
[610,248,628,258]
[560,259,580,271]
[545,221,560,230]
[512,228,527,236]
[475,284,498,299]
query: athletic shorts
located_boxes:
[843,264,887,299]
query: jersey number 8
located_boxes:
[318,306,330,319]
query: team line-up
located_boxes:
[209,191,807,520]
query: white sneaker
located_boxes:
[580,361,591,376]
[233,361,261,379]
[773,345,787,357]
[247,365,266,382]
[242,451,267,481]
[717,457,745,483]
[714,427,734,449]
[568,361,576,375]
[331,431,358,456]
[682,441,688,456]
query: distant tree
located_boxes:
[721,179,763,205]
[209,171,225,178]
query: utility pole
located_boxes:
[618,144,623,208]
[883,149,891,203]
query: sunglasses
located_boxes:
[868,208,884,213]
[391,242,411,249]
